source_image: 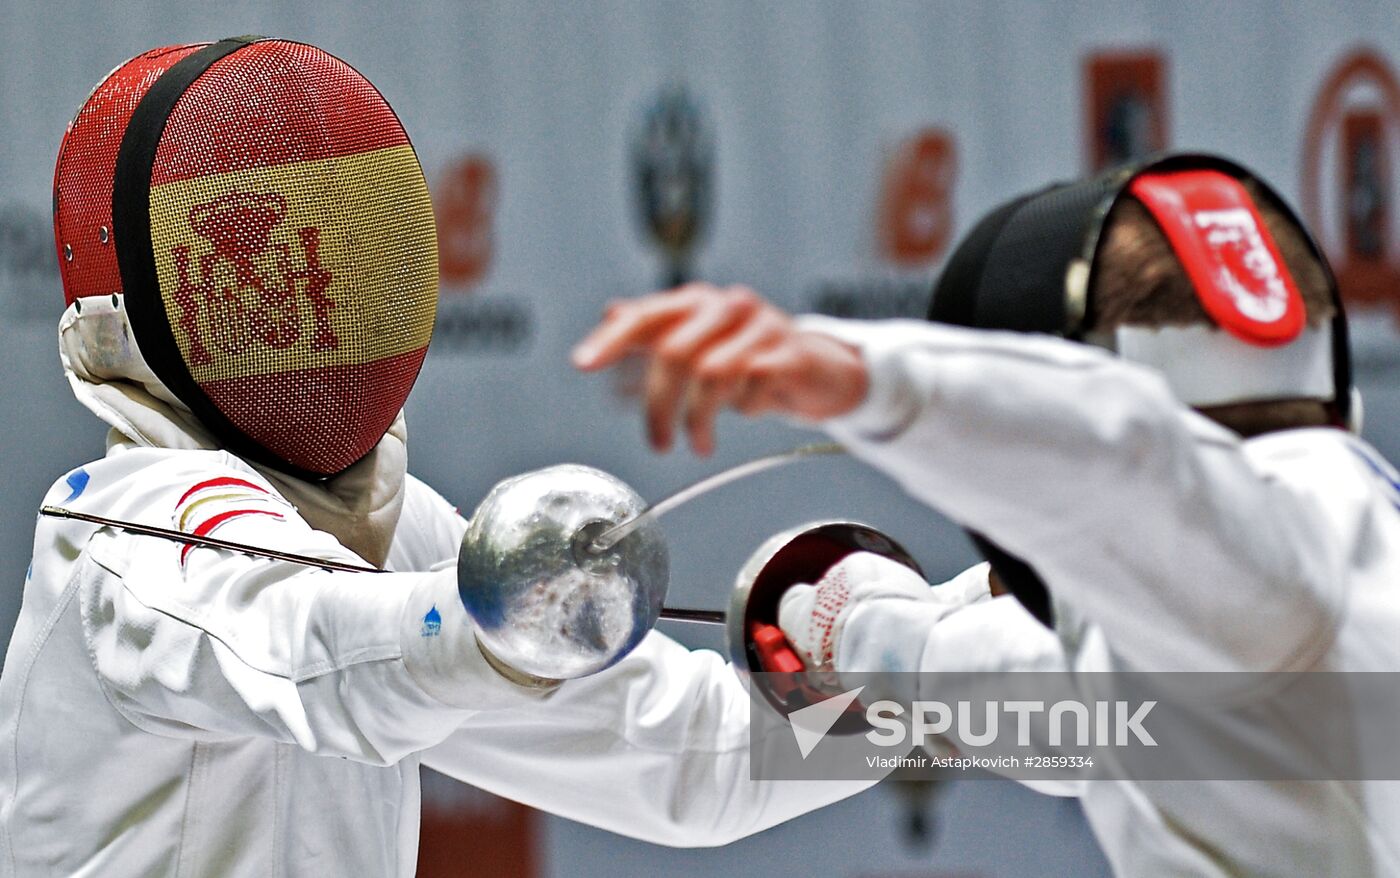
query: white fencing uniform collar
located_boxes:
[58,295,407,567]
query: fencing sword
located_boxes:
[38,441,847,629]
[37,504,726,626]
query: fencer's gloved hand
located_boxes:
[777,551,934,674]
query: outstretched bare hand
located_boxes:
[572,283,868,455]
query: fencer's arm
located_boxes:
[388,475,873,846]
[75,463,545,767]
[801,316,1342,674]
[421,631,876,847]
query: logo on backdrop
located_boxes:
[437,154,497,292]
[806,128,960,321]
[1084,50,1168,172]
[878,129,956,267]
[1302,48,1400,320]
[431,153,532,353]
[631,84,714,288]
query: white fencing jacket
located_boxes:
[0,299,872,876]
[0,450,873,873]
[0,448,871,876]
[805,316,1400,877]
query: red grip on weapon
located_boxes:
[751,622,805,674]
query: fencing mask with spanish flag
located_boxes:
[53,37,437,480]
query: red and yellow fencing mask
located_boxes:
[53,37,437,478]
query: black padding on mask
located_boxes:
[931,176,1120,337]
[976,177,1119,334]
[929,194,1031,327]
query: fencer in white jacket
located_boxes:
[0,295,875,876]
[7,34,897,876]
[572,156,1400,875]
[798,314,1400,877]
[574,282,1400,876]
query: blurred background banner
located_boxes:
[4,2,1400,876]
[1085,50,1168,171]
[420,770,538,878]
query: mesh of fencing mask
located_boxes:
[54,37,437,479]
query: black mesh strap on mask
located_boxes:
[109,37,310,477]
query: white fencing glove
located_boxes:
[777,551,934,674]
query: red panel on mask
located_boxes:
[53,44,206,305]
[1129,169,1306,347]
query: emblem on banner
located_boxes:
[631,84,714,287]
[878,129,956,266]
[430,153,532,352]
[806,128,957,321]
[1302,49,1400,317]
[1084,50,1168,172]
[436,154,497,292]
[170,191,336,366]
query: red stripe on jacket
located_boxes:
[176,477,272,507]
[179,508,285,565]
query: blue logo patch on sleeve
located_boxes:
[63,469,90,503]
[420,605,442,638]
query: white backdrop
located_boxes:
[5,2,1400,876]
